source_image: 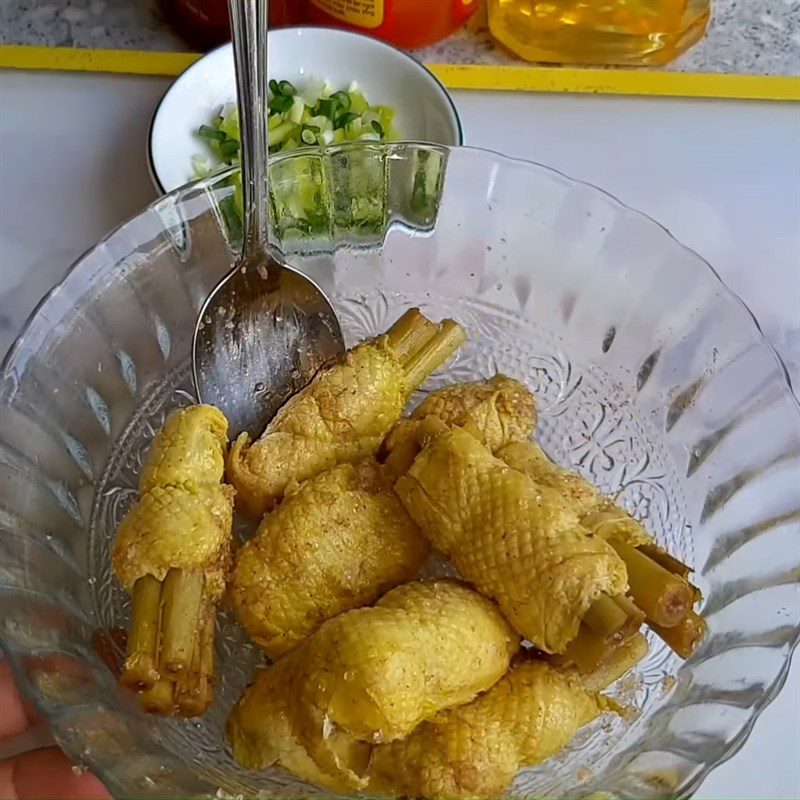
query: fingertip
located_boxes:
[9,747,111,800]
[0,661,33,739]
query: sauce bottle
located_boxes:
[159,0,302,51]
[303,0,479,49]
[487,0,711,66]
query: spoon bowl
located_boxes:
[192,0,343,437]
[193,247,342,438]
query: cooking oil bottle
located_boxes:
[487,0,711,66]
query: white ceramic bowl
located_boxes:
[148,26,463,193]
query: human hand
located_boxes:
[0,660,111,800]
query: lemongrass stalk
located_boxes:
[554,624,617,673]
[121,575,161,691]
[175,612,215,717]
[583,594,632,642]
[639,543,702,603]
[651,611,708,659]
[139,679,175,716]
[160,569,204,675]
[613,594,646,639]
[403,320,466,389]
[579,632,649,692]
[385,308,437,362]
[612,541,693,628]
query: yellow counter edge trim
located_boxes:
[431,63,800,102]
[1,45,798,102]
[0,45,200,77]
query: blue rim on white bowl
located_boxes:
[148,26,464,194]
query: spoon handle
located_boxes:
[229,0,271,258]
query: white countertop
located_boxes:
[0,68,798,799]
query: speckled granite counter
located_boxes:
[1,0,798,76]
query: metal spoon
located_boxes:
[192,0,343,438]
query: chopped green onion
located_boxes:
[288,95,305,124]
[316,98,337,120]
[299,76,326,107]
[218,106,239,140]
[331,91,350,111]
[361,109,380,128]
[336,112,359,128]
[191,153,212,177]
[348,90,369,115]
[268,120,297,147]
[220,139,240,158]
[218,195,242,244]
[306,115,333,132]
[196,80,397,166]
[269,94,293,114]
[193,77,400,236]
[376,105,395,123]
[198,124,226,142]
[344,117,363,135]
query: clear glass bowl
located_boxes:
[1,143,798,799]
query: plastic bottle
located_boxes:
[487,0,711,66]
[159,0,303,51]
[303,0,479,49]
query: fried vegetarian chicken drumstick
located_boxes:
[228,309,466,518]
[112,405,234,716]
[367,659,616,800]
[498,443,704,658]
[396,427,628,654]
[230,459,429,659]
[368,633,649,800]
[387,376,704,662]
[227,580,520,793]
[382,374,537,477]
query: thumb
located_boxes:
[0,747,111,800]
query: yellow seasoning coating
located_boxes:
[230,460,429,658]
[368,659,612,799]
[396,428,627,653]
[227,580,520,792]
[228,338,410,518]
[112,405,233,600]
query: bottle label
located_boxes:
[309,0,384,29]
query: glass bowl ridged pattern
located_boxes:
[0,144,798,800]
